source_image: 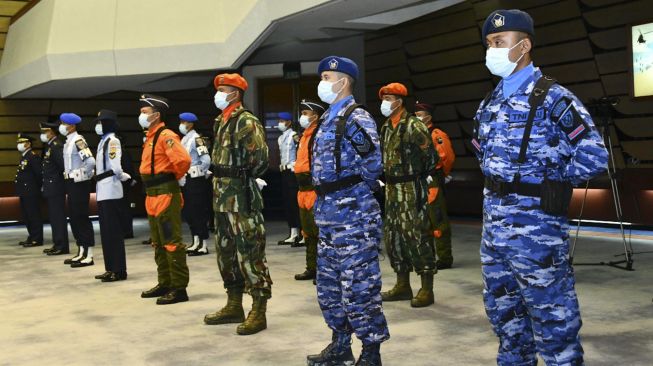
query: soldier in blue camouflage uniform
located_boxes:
[473,10,608,366]
[307,56,388,366]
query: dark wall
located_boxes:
[363,0,653,225]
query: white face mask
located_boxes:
[179,124,188,135]
[95,124,103,136]
[317,79,345,105]
[214,91,235,110]
[485,39,525,78]
[380,100,398,117]
[138,113,152,129]
[58,124,69,136]
[40,133,49,143]
[277,122,289,132]
[299,115,312,129]
[17,143,27,152]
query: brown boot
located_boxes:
[381,272,412,302]
[411,272,434,308]
[236,296,268,335]
[204,291,245,325]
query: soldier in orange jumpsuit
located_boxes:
[137,94,192,305]
[293,99,326,282]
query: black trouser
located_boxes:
[98,199,126,273]
[20,195,43,244]
[65,180,95,247]
[46,193,69,251]
[120,182,134,238]
[181,177,212,240]
[280,170,301,229]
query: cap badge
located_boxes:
[492,13,504,28]
[329,59,338,70]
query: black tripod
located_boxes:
[569,97,634,271]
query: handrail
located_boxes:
[10,0,40,25]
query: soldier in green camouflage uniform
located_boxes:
[203,73,272,335]
[378,83,439,308]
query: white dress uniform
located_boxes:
[277,127,301,244]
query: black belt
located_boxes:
[315,175,363,196]
[484,177,540,197]
[142,173,176,189]
[385,173,422,184]
[96,170,115,182]
[295,174,312,187]
[211,164,246,179]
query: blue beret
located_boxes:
[317,56,359,80]
[179,112,198,122]
[278,112,292,121]
[482,9,534,43]
[59,113,82,125]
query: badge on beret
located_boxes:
[166,139,175,148]
[329,58,338,70]
[75,139,88,151]
[492,13,505,28]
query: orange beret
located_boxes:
[378,82,408,99]
[214,73,248,91]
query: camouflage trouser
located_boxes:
[427,184,453,265]
[147,192,189,289]
[481,192,583,366]
[315,188,389,346]
[299,206,318,272]
[214,211,272,299]
[384,185,436,274]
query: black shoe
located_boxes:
[124,233,134,239]
[290,237,305,248]
[355,343,382,366]
[23,241,43,248]
[188,247,209,256]
[436,261,452,270]
[295,269,316,281]
[156,289,188,305]
[141,238,152,245]
[307,333,355,366]
[95,271,112,280]
[47,249,70,256]
[141,284,170,298]
[43,246,56,254]
[64,256,83,265]
[102,272,127,282]
[277,235,298,246]
[71,259,94,268]
[19,239,30,246]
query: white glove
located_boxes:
[426,175,433,184]
[445,175,453,184]
[377,179,385,188]
[255,178,267,190]
[71,169,82,182]
[178,176,187,187]
[120,173,132,182]
[289,163,295,172]
[205,169,213,179]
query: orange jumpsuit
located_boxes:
[295,122,318,273]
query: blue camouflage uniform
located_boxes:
[472,63,608,364]
[312,94,390,346]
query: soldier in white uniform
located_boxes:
[94,110,132,282]
[178,112,212,256]
[59,113,96,268]
[276,112,301,246]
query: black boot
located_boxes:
[95,271,112,280]
[141,284,170,298]
[307,332,355,366]
[356,343,382,366]
[294,269,316,281]
[156,289,189,305]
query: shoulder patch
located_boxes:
[552,98,588,145]
[75,139,88,150]
[349,123,374,157]
[551,97,572,121]
[195,137,205,146]
[165,139,175,148]
[109,144,117,159]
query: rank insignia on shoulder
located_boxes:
[551,97,587,145]
[109,144,117,159]
[195,137,204,146]
[75,139,88,151]
[437,137,443,144]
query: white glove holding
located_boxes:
[178,176,187,187]
[426,175,433,184]
[289,163,295,172]
[205,169,213,179]
[255,178,267,190]
[120,173,132,182]
[445,175,453,184]
[377,179,385,188]
[71,169,82,182]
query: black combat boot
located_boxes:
[355,343,382,366]
[307,332,355,366]
[156,288,189,305]
[141,284,170,298]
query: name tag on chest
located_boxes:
[508,108,544,123]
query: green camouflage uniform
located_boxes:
[212,105,272,299]
[381,109,439,275]
[428,171,453,267]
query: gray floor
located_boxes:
[0,219,652,366]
